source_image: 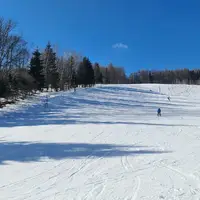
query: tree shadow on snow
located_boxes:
[0,86,199,127]
[90,86,163,96]
[0,108,196,127]
[0,141,172,165]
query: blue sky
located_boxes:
[1,0,200,74]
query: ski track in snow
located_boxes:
[1,84,200,199]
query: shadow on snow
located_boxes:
[0,86,198,127]
[0,141,172,165]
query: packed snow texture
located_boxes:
[0,84,200,200]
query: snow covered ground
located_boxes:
[1,84,200,200]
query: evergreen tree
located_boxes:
[77,57,94,87]
[29,49,44,91]
[43,42,59,90]
[94,62,103,84]
[86,58,95,86]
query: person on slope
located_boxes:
[44,95,49,108]
[157,108,161,116]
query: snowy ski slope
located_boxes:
[1,84,200,200]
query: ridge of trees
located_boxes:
[129,69,200,85]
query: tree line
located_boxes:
[129,69,200,84]
[0,17,128,103]
[1,16,200,106]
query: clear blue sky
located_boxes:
[1,0,200,74]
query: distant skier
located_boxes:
[44,95,48,108]
[157,108,161,116]
[167,96,171,101]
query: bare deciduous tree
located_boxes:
[57,51,82,90]
[0,17,29,70]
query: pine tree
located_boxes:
[43,42,59,91]
[29,49,44,91]
[94,63,103,84]
[77,58,87,87]
[86,58,95,87]
[77,57,94,87]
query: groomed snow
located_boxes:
[1,84,200,199]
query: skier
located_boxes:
[44,95,48,108]
[167,96,171,101]
[157,108,161,116]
